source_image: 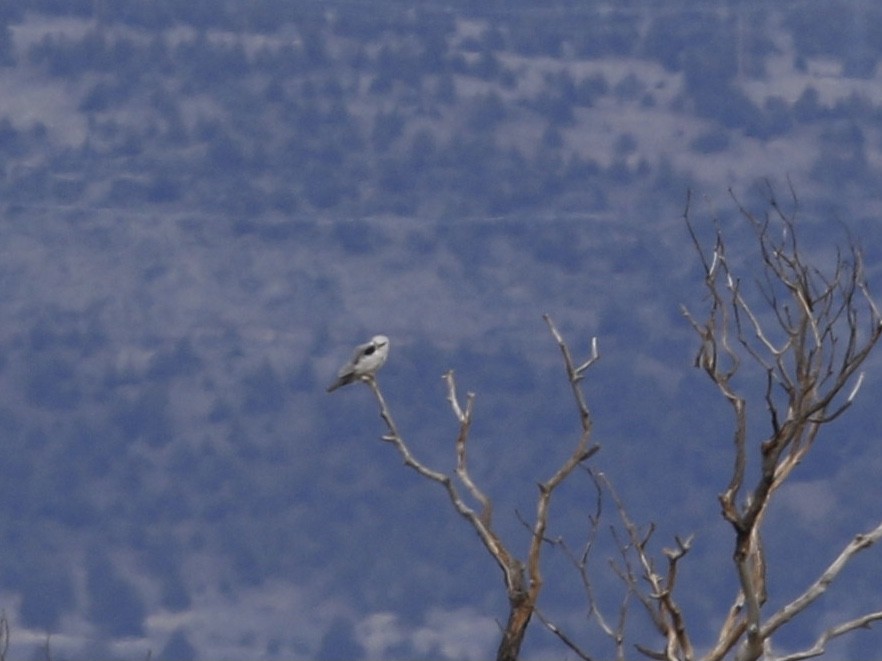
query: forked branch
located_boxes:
[682,188,882,661]
[364,316,602,661]
[368,376,520,599]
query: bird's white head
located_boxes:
[355,334,389,378]
[368,335,390,366]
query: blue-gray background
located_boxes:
[0,1,880,659]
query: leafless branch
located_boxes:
[534,608,597,661]
[543,314,599,430]
[367,375,521,599]
[369,376,450,485]
[361,316,602,661]
[683,189,882,661]
[579,471,630,647]
[760,521,882,643]
[774,610,882,661]
[537,469,631,661]
[598,472,694,661]
[514,317,602,659]
[444,371,492,526]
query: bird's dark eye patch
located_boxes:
[364,346,376,356]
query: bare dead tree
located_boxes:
[680,187,882,661]
[364,315,599,661]
[337,187,882,661]
[536,187,882,661]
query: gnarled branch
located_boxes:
[684,187,882,661]
[364,315,602,661]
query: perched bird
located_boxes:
[326,335,390,392]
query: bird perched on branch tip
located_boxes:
[327,335,390,392]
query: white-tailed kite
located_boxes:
[326,335,390,392]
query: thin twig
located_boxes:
[760,521,882,640]
[444,371,492,525]
[534,608,596,661]
[774,610,882,661]
[367,376,522,595]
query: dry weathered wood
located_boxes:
[683,188,882,661]
[366,319,601,661]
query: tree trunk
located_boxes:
[496,597,534,661]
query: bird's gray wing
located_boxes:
[337,341,371,377]
[326,373,352,392]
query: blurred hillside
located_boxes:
[2,1,882,218]
[0,1,880,659]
